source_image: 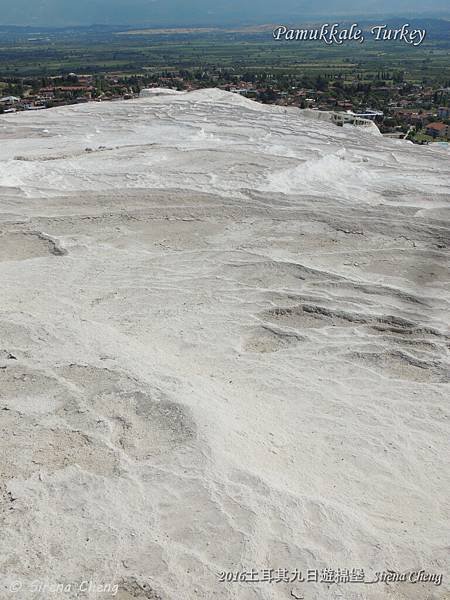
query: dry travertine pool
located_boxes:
[0,89,449,600]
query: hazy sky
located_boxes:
[0,0,448,27]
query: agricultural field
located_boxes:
[0,19,449,84]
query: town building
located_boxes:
[425,122,449,138]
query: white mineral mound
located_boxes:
[140,87,185,97]
[0,89,449,600]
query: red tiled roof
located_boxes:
[427,122,447,131]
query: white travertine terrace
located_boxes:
[0,89,449,600]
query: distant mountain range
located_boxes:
[1,19,450,44]
[0,0,449,27]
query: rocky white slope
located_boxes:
[0,89,449,600]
